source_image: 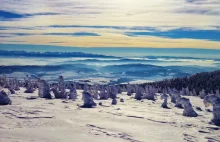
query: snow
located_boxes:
[0,88,219,142]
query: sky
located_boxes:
[0,0,220,49]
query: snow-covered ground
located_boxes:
[0,88,219,142]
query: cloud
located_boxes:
[49,42,64,43]
[1,33,220,49]
[0,33,33,36]
[0,36,13,38]
[50,25,129,30]
[0,26,44,30]
[0,10,61,21]
[49,25,157,31]
[176,9,220,15]
[25,13,61,16]
[0,27,8,30]
[185,0,204,3]
[43,32,100,36]
[4,40,26,43]
[13,33,33,36]
[0,0,219,49]
[0,32,100,37]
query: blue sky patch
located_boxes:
[0,10,24,19]
[125,29,220,41]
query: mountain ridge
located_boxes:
[0,50,117,58]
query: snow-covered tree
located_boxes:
[199,89,206,99]
[69,83,77,100]
[24,78,35,93]
[161,93,169,108]
[143,85,156,101]
[99,86,108,100]
[204,94,220,126]
[0,90,12,105]
[37,79,51,99]
[134,85,143,100]
[58,76,65,92]
[215,90,220,99]
[81,91,96,108]
[178,97,198,117]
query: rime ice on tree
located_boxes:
[134,86,143,100]
[81,91,97,108]
[178,97,198,117]
[37,79,51,99]
[58,76,66,93]
[8,79,16,94]
[204,94,220,126]
[144,85,156,101]
[161,93,169,109]
[69,83,77,100]
[126,84,132,96]
[24,78,35,93]
[0,90,12,105]
[199,89,206,99]
[110,86,117,105]
[99,86,108,100]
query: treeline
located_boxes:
[144,70,220,95]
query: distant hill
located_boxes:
[0,50,116,58]
[144,70,220,95]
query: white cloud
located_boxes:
[1,0,219,28]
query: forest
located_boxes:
[144,70,220,96]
